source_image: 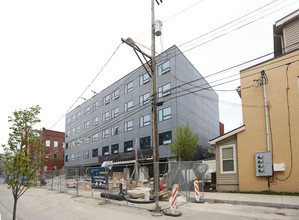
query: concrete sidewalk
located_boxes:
[201,192,299,209]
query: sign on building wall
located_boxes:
[91,167,108,190]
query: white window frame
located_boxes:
[46,140,50,147]
[93,101,100,110]
[139,93,150,106]
[77,125,80,133]
[111,106,119,118]
[111,124,119,136]
[72,115,76,122]
[102,128,109,139]
[124,120,133,132]
[220,144,237,174]
[85,106,90,115]
[76,112,81,119]
[84,121,90,130]
[93,116,99,126]
[67,118,71,125]
[125,100,133,112]
[140,114,151,127]
[139,73,150,85]
[54,141,58,148]
[103,94,110,105]
[125,81,133,94]
[83,150,89,159]
[92,133,99,141]
[102,111,110,122]
[158,83,171,98]
[112,89,120,100]
[159,107,172,121]
[158,60,170,76]
[72,127,75,135]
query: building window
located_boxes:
[72,127,75,135]
[111,124,119,136]
[84,106,90,115]
[111,144,119,154]
[124,120,133,132]
[102,146,109,156]
[77,125,80,133]
[140,92,150,106]
[159,107,172,121]
[92,148,98,157]
[45,154,49,159]
[93,101,100,110]
[72,115,76,122]
[46,140,50,147]
[140,136,151,149]
[83,150,89,159]
[93,116,99,126]
[157,60,170,76]
[65,155,69,162]
[220,145,237,173]
[63,142,65,149]
[125,81,133,94]
[125,100,133,112]
[159,131,172,145]
[111,106,119,118]
[84,121,90,130]
[124,140,133,152]
[102,128,109,139]
[140,73,150,85]
[112,89,120,100]
[103,94,110,105]
[54,141,58,148]
[92,133,99,141]
[53,153,57,159]
[75,152,80,160]
[66,130,70,138]
[71,154,75,160]
[76,112,81,119]
[158,83,171,98]
[140,114,151,127]
[102,111,110,122]
[67,118,71,125]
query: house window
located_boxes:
[102,146,109,156]
[46,140,50,147]
[72,127,75,135]
[103,94,110,105]
[111,106,119,118]
[92,133,99,141]
[54,153,57,159]
[102,111,110,122]
[84,106,90,115]
[124,140,133,152]
[140,73,150,85]
[112,89,120,100]
[159,131,172,145]
[65,155,69,162]
[54,141,58,148]
[139,92,150,106]
[83,150,89,159]
[84,121,90,130]
[93,101,100,110]
[140,136,151,150]
[157,60,170,76]
[92,148,98,157]
[102,128,109,139]
[111,144,119,154]
[93,116,99,126]
[140,114,151,127]
[67,118,71,125]
[76,112,81,119]
[125,100,133,112]
[220,145,237,173]
[159,107,172,121]
[111,124,119,136]
[124,120,133,132]
[77,125,80,133]
[72,115,76,122]
[125,81,133,94]
[158,83,171,98]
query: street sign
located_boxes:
[91,167,108,190]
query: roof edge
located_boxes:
[209,125,245,145]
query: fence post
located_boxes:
[51,170,54,190]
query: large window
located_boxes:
[159,131,172,145]
[157,60,170,76]
[140,136,151,149]
[102,128,109,139]
[93,116,99,126]
[46,140,50,147]
[124,120,133,132]
[72,115,76,122]
[124,140,133,152]
[111,124,119,136]
[84,106,90,115]
[220,145,236,173]
[112,89,120,100]
[54,141,58,148]
[102,111,110,122]
[158,83,171,98]
[103,94,110,105]
[124,81,133,94]
[65,155,69,162]
[84,121,90,130]
[93,101,99,110]
[140,73,150,85]
[92,133,99,141]
[111,106,119,118]
[102,146,109,156]
[111,144,119,154]
[159,107,172,121]
[125,100,133,112]
[92,148,98,157]
[140,114,151,127]
[76,111,81,120]
[139,92,150,106]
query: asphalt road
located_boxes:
[0,184,298,220]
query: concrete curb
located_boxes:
[203,198,299,210]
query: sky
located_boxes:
[0,0,298,153]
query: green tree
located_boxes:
[0,105,43,220]
[167,123,199,161]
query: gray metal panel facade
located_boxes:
[64,45,219,167]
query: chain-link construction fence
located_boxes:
[35,161,208,211]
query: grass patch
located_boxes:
[224,190,299,196]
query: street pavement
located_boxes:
[0,184,298,220]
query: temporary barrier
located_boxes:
[120,178,126,190]
[113,177,118,187]
[194,177,200,201]
[163,184,182,217]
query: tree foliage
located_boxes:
[0,105,44,220]
[167,123,199,161]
